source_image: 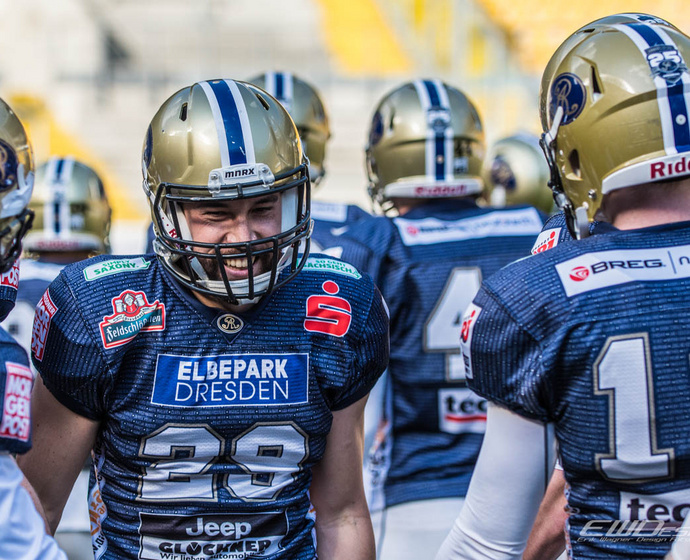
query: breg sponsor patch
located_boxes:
[138,511,288,560]
[555,244,690,296]
[152,353,309,407]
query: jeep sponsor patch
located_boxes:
[556,244,690,296]
[138,512,287,560]
[152,353,309,407]
[438,388,487,435]
[620,488,690,522]
[394,208,543,246]
[302,257,362,279]
[99,290,165,348]
[0,362,32,442]
[32,290,58,362]
[84,257,151,281]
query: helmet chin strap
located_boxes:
[541,105,592,240]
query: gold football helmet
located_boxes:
[540,14,687,237]
[143,79,311,305]
[482,133,553,214]
[246,72,330,186]
[24,157,111,255]
[365,79,485,214]
[0,97,34,273]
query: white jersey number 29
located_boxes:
[139,422,308,503]
[594,334,673,482]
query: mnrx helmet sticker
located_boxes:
[550,73,587,126]
[217,313,244,335]
[645,45,688,86]
[304,281,352,337]
[0,139,19,191]
[99,290,165,348]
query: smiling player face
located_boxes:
[183,193,282,283]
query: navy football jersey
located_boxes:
[330,199,544,508]
[2,259,63,353]
[31,254,388,560]
[462,221,690,558]
[310,200,370,252]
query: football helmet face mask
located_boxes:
[366,79,485,214]
[247,72,331,186]
[540,14,686,238]
[143,79,311,306]
[24,157,111,256]
[0,98,34,274]
[482,133,553,214]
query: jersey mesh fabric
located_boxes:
[332,199,545,508]
[467,221,690,559]
[32,254,388,560]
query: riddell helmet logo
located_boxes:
[570,266,590,282]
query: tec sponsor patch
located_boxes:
[619,488,690,522]
[138,511,288,560]
[152,353,309,408]
[32,290,58,362]
[437,387,487,435]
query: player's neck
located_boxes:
[605,180,690,230]
[192,291,256,314]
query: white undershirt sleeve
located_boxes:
[435,403,557,560]
[0,452,67,560]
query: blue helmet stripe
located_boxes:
[622,23,690,154]
[275,72,285,102]
[423,80,446,181]
[207,80,248,165]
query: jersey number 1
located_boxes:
[594,334,673,482]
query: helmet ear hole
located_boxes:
[590,66,603,97]
[568,149,582,179]
[255,92,271,111]
[179,103,188,122]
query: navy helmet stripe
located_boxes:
[55,158,65,180]
[669,82,690,150]
[275,73,285,102]
[423,80,442,107]
[619,22,690,155]
[629,23,665,46]
[207,80,248,165]
[423,80,446,181]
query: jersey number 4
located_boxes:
[594,334,674,482]
[424,267,482,381]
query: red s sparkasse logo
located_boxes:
[304,281,352,337]
[569,266,590,282]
